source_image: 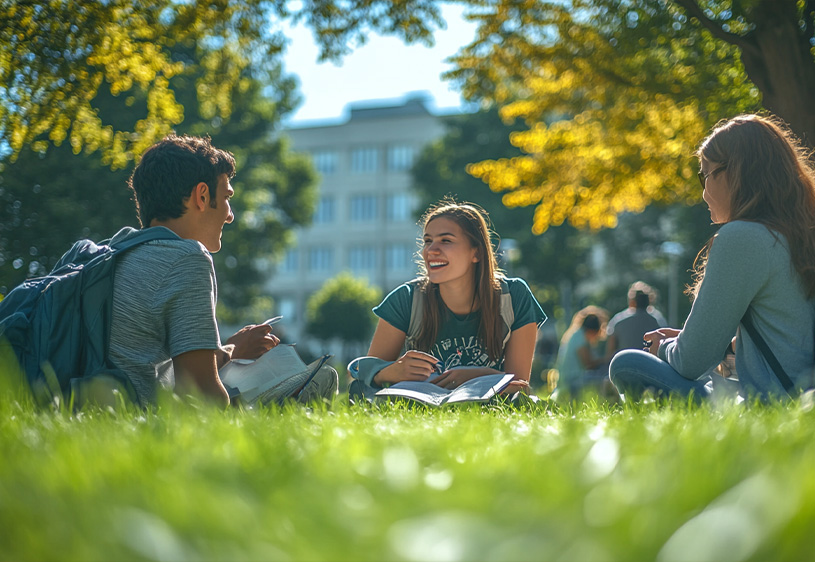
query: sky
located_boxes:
[280,5,479,125]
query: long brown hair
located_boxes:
[689,114,815,298]
[415,201,505,361]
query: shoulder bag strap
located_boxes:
[741,309,796,395]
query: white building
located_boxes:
[269,94,447,346]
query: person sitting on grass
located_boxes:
[109,134,336,408]
[606,281,667,354]
[609,114,815,402]
[554,306,613,400]
[349,200,547,396]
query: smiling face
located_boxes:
[422,217,479,287]
[700,157,730,224]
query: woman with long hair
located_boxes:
[610,114,815,401]
[555,306,611,398]
[352,200,546,392]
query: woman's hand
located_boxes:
[433,366,497,389]
[374,350,440,385]
[643,328,681,357]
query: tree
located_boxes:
[410,108,715,328]
[305,273,381,362]
[0,0,445,165]
[447,0,811,233]
[412,108,592,314]
[0,38,316,327]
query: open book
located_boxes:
[219,344,331,405]
[375,373,516,407]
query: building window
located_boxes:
[387,145,415,171]
[350,194,378,222]
[349,246,378,270]
[386,193,414,221]
[351,147,378,173]
[314,196,335,224]
[308,247,334,272]
[312,151,338,174]
[278,298,297,322]
[386,244,415,271]
[281,249,299,273]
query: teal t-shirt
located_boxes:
[373,277,547,372]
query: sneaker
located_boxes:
[297,365,339,403]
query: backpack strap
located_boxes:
[498,278,514,349]
[108,227,181,253]
[741,308,796,396]
[404,278,425,353]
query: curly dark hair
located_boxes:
[128,134,236,227]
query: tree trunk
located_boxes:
[739,1,815,148]
[675,0,815,148]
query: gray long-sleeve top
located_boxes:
[658,221,815,398]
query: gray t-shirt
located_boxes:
[607,308,664,350]
[659,221,815,398]
[109,227,221,405]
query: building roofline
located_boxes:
[284,92,445,131]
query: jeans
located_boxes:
[609,349,713,402]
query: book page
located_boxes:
[375,381,451,407]
[443,374,516,405]
[219,344,307,397]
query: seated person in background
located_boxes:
[350,200,547,394]
[606,281,667,353]
[610,114,815,402]
[554,306,613,399]
[109,134,280,407]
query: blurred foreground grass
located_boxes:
[2,383,815,561]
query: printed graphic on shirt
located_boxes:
[433,336,499,371]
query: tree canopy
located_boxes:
[411,108,715,327]
[448,0,812,233]
[306,272,381,346]
[0,0,444,166]
[0,35,316,327]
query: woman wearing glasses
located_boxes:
[610,114,815,401]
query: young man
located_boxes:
[109,134,278,407]
[606,281,667,354]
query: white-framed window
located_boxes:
[281,249,299,273]
[350,194,378,222]
[386,244,415,271]
[314,196,335,224]
[349,246,378,270]
[387,145,415,171]
[312,151,338,174]
[386,193,414,221]
[308,247,334,272]
[351,147,379,173]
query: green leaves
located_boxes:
[446,0,786,233]
[306,272,382,344]
[0,0,446,165]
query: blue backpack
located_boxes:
[0,227,178,408]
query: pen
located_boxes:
[262,316,283,326]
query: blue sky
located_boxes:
[281,4,479,124]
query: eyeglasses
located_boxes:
[698,165,727,189]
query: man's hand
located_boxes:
[374,350,440,386]
[226,324,280,360]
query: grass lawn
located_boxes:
[2,380,815,561]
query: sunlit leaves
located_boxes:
[448,0,763,232]
[0,0,444,166]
